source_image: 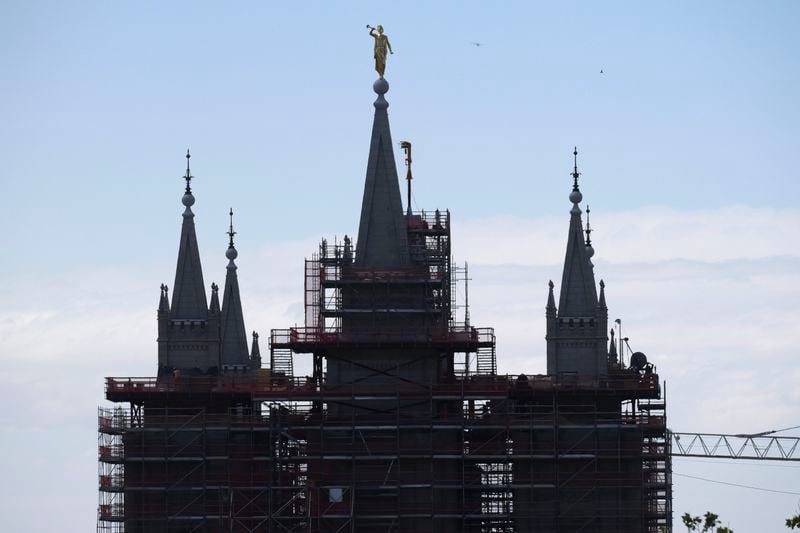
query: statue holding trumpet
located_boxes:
[366,24,393,78]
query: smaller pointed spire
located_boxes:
[221,210,248,366]
[251,331,261,358]
[159,284,170,313]
[209,282,220,313]
[598,279,607,310]
[546,280,556,314]
[250,331,262,371]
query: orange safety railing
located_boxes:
[98,444,124,461]
[406,210,450,231]
[98,503,124,520]
[270,325,494,346]
[99,474,124,490]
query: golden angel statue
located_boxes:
[367,24,393,78]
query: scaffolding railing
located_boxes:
[271,324,494,346]
[105,371,661,400]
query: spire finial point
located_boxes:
[184,149,192,191]
[569,146,583,205]
[226,208,238,263]
[585,205,592,244]
[181,150,195,207]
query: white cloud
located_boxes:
[453,205,799,265]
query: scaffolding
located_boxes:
[102,203,672,531]
[270,210,496,386]
[100,371,670,532]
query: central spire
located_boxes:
[354,79,410,267]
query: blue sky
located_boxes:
[1,1,799,531]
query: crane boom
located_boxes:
[670,431,800,461]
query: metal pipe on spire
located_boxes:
[585,206,592,245]
[569,147,583,211]
[227,208,236,249]
[571,146,580,192]
[184,149,193,194]
[585,205,595,262]
[401,141,413,216]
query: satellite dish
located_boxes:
[630,352,648,371]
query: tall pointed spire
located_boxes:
[557,147,598,317]
[171,150,209,319]
[355,79,410,267]
[220,209,249,366]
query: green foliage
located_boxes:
[681,511,732,533]
[702,511,721,531]
[787,513,800,529]
[683,513,702,532]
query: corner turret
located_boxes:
[546,148,609,378]
[157,152,221,376]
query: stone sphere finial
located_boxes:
[373,78,389,110]
[373,78,389,95]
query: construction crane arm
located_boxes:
[670,430,800,461]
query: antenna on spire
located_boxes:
[400,141,413,216]
[569,147,583,208]
[585,205,592,245]
[571,146,580,191]
[184,149,193,194]
[227,208,236,248]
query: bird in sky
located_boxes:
[600,69,604,74]
[470,41,484,47]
